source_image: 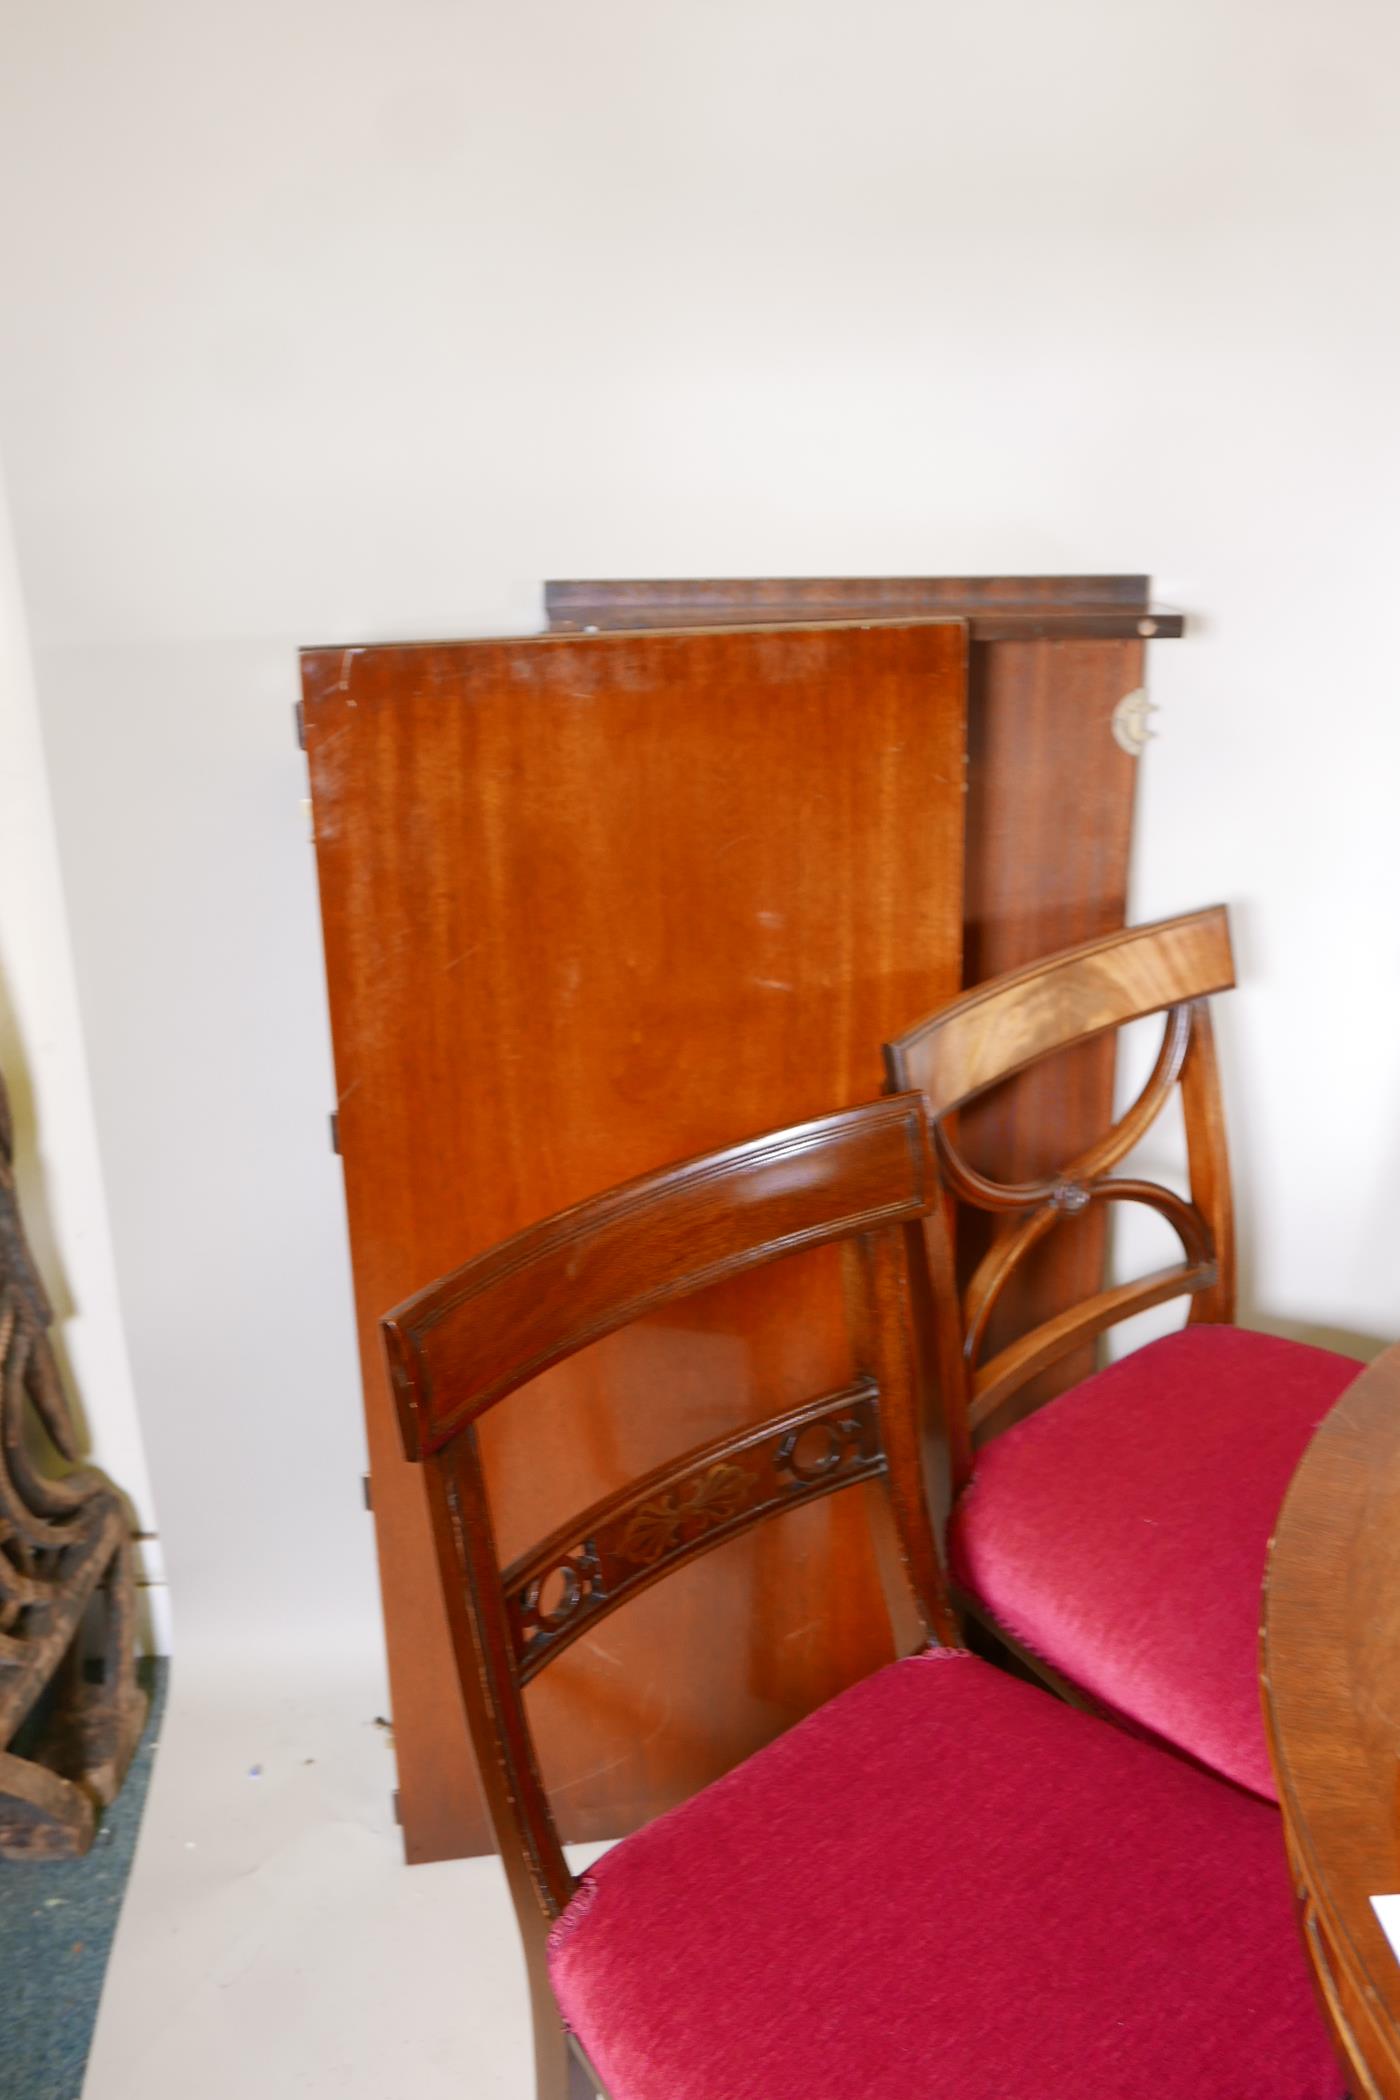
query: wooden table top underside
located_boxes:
[1263,1339,1400,2094]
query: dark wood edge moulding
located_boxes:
[543,574,1185,644]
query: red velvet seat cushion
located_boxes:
[950,1324,1360,1801]
[549,1650,1339,2100]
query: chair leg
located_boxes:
[532,1989,604,2100]
[533,2019,568,2100]
[567,2042,601,2098]
[525,1915,609,2097]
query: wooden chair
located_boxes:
[885,905,1362,1805]
[385,1093,1340,2100]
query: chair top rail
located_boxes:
[386,1094,934,1458]
[884,907,1234,1118]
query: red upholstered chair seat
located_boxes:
[549,1649,1339,2100]
[949,1325,1360,1801]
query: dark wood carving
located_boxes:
[303,618,967,1862]
[502,1381,883,1683]
[0,1065,147,1858]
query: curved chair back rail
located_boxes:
[884,906,1237,1479]
[382,1094,957,1979]
[386,1096,936,1457]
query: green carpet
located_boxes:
[0,1659,167,2100]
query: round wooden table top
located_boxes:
[1262,1339,1400,2098]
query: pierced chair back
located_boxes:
[884,907,1237,1495]
[383,1095,955,1998]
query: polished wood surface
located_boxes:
[546,573,1184,642]
[886,907,1238,1482]
[551,578,1172,1423]
[1263,1342,1400,2100]
[385,1096,956,2100]
[890,907,1235,1116]
[957,625,1150,1412]
[303,619,967,1861]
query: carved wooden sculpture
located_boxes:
[0,1064,146,1857]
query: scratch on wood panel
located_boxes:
[585,1646,623,1670]
[334,647,363,697]
[781,1620,819,1645]
[550,1701,673,1797]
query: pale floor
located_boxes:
[81,1651,608,2099]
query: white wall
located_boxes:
[0,461,166,1644]
[0,0,1397,1664]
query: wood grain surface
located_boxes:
[552,580,1166,1428]
[1263,1341,1400,2099]
[546,574,1183,642]
[303,620,967,1860]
